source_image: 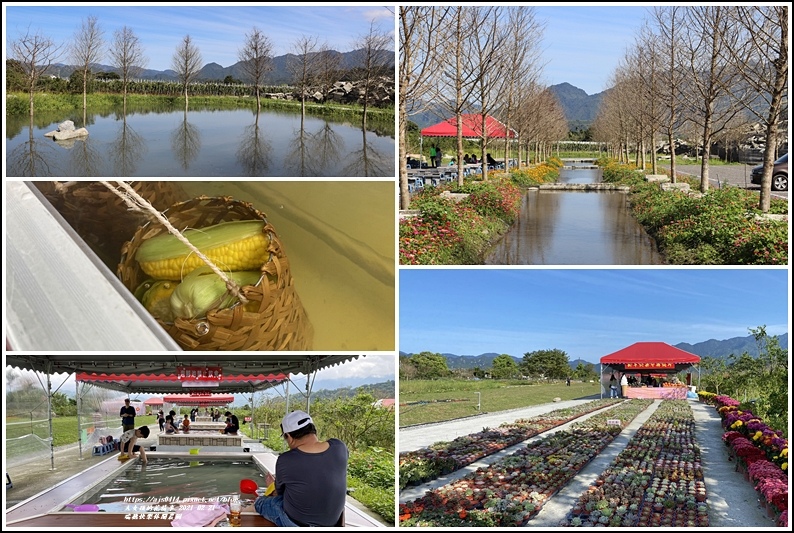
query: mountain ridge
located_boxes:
[400,332,788,369]
[408,82,605,131]
[48,47,395,86]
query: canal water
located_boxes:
[484,164,665,265]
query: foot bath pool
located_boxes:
[62,456,267,511]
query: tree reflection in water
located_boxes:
[7,116,60,177]
[285,119,345,176]
[171,110,201,170]
[110,115,147,177]
[66,132,103,177]
[236,112,272,176]
[342,128,390,177]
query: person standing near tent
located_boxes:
[435,146,443,168]
[429,145,437,168]
[120,398,136,432]
[620,373,628,398]
[609,375,618,398]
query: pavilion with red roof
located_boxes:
[600,342,700,400]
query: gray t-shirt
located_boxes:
[276,438,348,526]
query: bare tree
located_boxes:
[723,5,788,212]
[651,6,686,182]
[680,6,746,192]
[498,7,545,173]
[238,26,273,112]
[108,25,147,112]
[468,6,510,179]
[172,34,202,110]
[70,15,104,123]
[10,27,64,117]
[352,20,392,129]
[315,45,342,102]
[288,35,320,118]
[427,6,478,186]
[399,6,450,208]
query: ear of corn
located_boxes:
[141,280,178,323]
[136,220,269,280]
[170,267,262,320]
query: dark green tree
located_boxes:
[520,348,570,379]
[407,351,450,379]
[491,354,520,379]
[6,59,27,91]
[68,68,95,94]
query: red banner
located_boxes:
[625,362,675,370]
[177,365,223,381]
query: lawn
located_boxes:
[399,379,601,427]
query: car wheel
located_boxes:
[771,173,788,191]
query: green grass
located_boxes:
[398,379,601,426]
[5,414,160,453]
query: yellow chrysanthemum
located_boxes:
[782,462,787,470]
[782,448,788,457]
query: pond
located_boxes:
[33,180,395,351]
[6,105,395,177]
[484,166,665,265]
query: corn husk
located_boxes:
[170,267,262,320]
[135,220,267,262]
[141,280,179,323]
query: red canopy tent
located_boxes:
[600,342,700,399]
[420,114,517,139]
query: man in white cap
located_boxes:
[253,410,348,527]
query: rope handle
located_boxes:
[100,181,249,304]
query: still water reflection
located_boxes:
[7,106,394,177]
[37,181,395,351]
[485,167,664,265]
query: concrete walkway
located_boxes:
[399,399,775,528]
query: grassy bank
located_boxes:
[599,158,788,264]
[399,379,601,426]
[399,160,561,265]
[5,91,394,123]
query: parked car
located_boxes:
[750,153,788,191]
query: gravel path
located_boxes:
[398,399,775,528]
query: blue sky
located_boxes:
[4,3,395,72]
[533,4,652,95]
[400,269,790,363]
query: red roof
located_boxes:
[144,397,164,405]
[600,342,700,364]
[421,114,516,139]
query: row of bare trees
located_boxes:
[399,6,567,209]
[593,5,787,212]
[10,15,393,124]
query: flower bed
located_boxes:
[714,394,788,527]
[399,400,653,527]
[399,399,620,488]
[560,400,708,527]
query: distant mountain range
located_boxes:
[400,332,788,370]
[48,47,394,86]
[407,82,606,131]
[548,82,607,131]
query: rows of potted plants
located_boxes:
[715,394,788,527]
[399,400,653,527]
[399,399,621,489]
[560,400,709,527]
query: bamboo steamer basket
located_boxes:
[118,196,313,351]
